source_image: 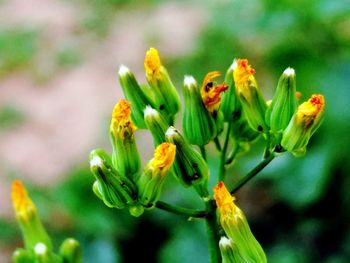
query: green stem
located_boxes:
[225,140,240,165]
[263,131,272,158]
[214,137,222,152]
[230,153,275,194]
[205,200,221,263]
[155,201,207,218]
[200,145,207,161]
[218,122,232,181]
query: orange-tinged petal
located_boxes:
[213,182,237,219]
[150,143,176,175]
[201,71,229,113]
[110,99,136,137]
[11,180,36,220]
[296,94,325,127]
[233,59,255,86]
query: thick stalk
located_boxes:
[155,201,207,218]
[230,153,275,194]
[218,123,232,181]
[205,200,221,263]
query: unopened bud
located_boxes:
[144,105,169,146]
[182,75,217,146]
[89,149,137,209]
[269,67,298,135]
[219,237,246,263]
[59,238,82,263]
[165,127,209,199]
[118,65,155,128]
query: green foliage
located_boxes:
[0,27,39,75]
[0,104,25,129]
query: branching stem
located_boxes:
[155,201,207,218]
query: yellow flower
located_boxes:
[201,71,228,114]
[110,99,136,139]
[149,142,176,175]
[295,94,325,128]
[144,47,161,79]
[213,181,242,221]
[11,180,36,222]
[233,59,256,101]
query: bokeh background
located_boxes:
[0,0,349,262]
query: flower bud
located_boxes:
[59,238,82,263]
[118,65,155,128]
[281,94,325,156]
[200,71,228,116]
[213,182,267,263]
[182,75,217,146]
[11,180,52,251]
[144,105,169,146]
[221,60,243,122]
[269,67,298,134]
[89,149,137,209]
[34,243,53,263]
[12,248,34,263]
[110,99,141,179]
[165,127,209,199]
[144,47,181,123]
[138,143,176,208]
[219,236,247,263]
[233,59,267,132]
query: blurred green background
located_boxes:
[0,0,349,262]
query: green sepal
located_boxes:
[182,76,217,146]
[12,248,34,263]
[59,238,82,263]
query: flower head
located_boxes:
[110,99,136,139]
[149,142,176,176]
[201,71,228,114]
[144,47,161,79]
[233,59,256,89]
[11,180,36,222]
[213,181,239,220]
[296,94,325,128]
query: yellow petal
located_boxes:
[213,182,237,219]
[144,47,161,78]
[150,143,176,175]
[296,94,325,127]
[11,180,36,221]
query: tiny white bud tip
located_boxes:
[230,59,238,71]
[219,236,233,248]
[90,156,103,167]
[119,65,130,76]
[184,75,197,87]
[165,126,178,137]
[144,105,158,117]
[34,243,47,255]
[283,67,295,76]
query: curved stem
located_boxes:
[218,122,232,181]
[214,137,222,152]
[155,201,207,218]
[205,200,221,263]
[230,153,275,194]
[225,140,240,165]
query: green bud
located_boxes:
[89,149,137,209]
[231,117,260,143]
[12,248,34,263]
[118,65,155,128]
[221,60,243,122]
[128,204,144,217]
[59,238,82,263]
[281,94,325,156]
[110,99,141,179]
[144,105,169,146]
[165,127,209,199]
[144,48,181,124]
[219,237,247,263]
[182,76,217,146]
[270,68,298,135]
[34,243,61,263]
